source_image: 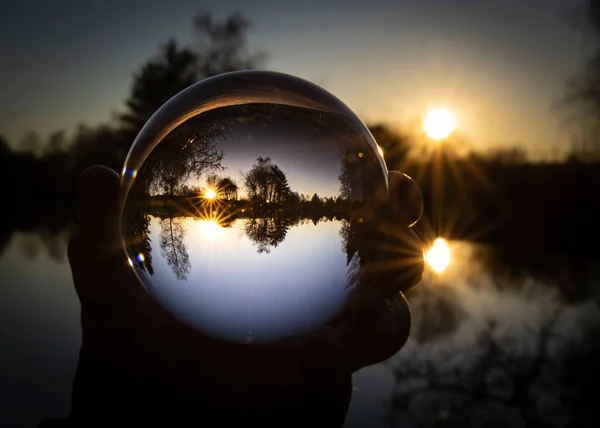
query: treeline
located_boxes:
[1,10,600,256]
[5,119,599,255]
[1,12,263,200]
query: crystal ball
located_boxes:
[118,70,389,343]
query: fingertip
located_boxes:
[77,165,121,203]
[76,165,121,231]
[384,291,412,354]
[339,289,412,371]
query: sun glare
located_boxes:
[204,188,217,200]
[424,108,457,140]
[425,238,451,274]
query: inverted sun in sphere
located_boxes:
[117,70,392,344]
[425,238,451,274]
[424,108,457,140]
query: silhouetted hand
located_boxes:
[61,165,423,427]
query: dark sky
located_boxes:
[0,0,591,157]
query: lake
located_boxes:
[1,223,599,427]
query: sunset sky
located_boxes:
[1,0,594,158]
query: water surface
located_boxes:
[1,233,599,427]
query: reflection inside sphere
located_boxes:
[119,71,389,343]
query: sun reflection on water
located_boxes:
[198,218,224,240]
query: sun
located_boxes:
[204,188,217,200]
[425,238,451,274]
[424,107,457,140]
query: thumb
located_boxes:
[336,288,411,372]
[388,171,423,227]
[68,165,134,306]
[76,165,121,244]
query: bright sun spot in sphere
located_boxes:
[199,219,223,240]
[425,238,451,274]
[204,188,217,199]
[424,108,457,140]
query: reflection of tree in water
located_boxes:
[14,229,70,262]
[130,127,385,280]
[474,244,599,304]
[345,251,362,293]
[243,217,291,254]
[386,283,600,428]
[159,217,190,280]
[16,234,40,260]
[406,282,466,343]
[122,212,154,275]
[339,219,358,265]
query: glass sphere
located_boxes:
[118,70,389,344]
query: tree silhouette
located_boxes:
[118,13,264,153]
[561,0,600,158]
[18,131,42,157]
[70,123,124,174]
[338,155,352,201]
[385,305,600,428]
[159,216,191,280]
[219,177,239,200]
[205,174,221,196]
[193,12,266,77]
[43,130,68,157]
[199,175,238,200]
[138,122,225,197]
[243,157,291,204]
[119,40,198,152]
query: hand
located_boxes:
[65,165,423,427]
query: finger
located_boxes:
[363,223,424,294]
[388,171,423,227]
[68,165,143,307]
[76,165,121,244]
[68,165,121,276]
[335,288,411,372]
